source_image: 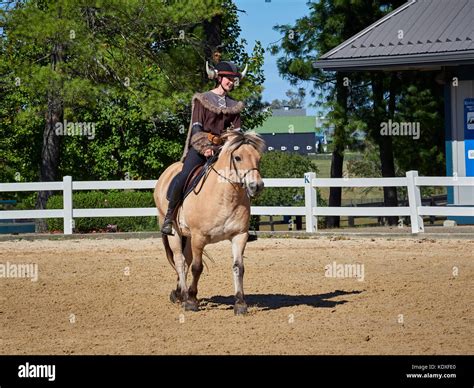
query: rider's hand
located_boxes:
[204,149,214,158]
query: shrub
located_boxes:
[251,151,326,230]
[46,190,159,232]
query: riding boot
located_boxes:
[161,177,183,236]
[161,204,177,236]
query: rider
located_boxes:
[161,60,247,235]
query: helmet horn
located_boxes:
[240,64,248,79]
[206,61,217,79]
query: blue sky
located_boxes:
[235,0,316,114]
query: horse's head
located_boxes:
[217,131,266,198]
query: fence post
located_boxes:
[406,170,424,234]
[63,176,73,235]
[304,172,317,232]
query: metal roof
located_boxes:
[272,108,307,116]
[313,0,474,71]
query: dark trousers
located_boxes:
[166,147,207,208]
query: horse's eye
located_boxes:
[234,156,242,162]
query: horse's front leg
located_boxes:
[231,232,248,315]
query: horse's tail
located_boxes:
[161,234,176,270]
[202,249,215,272]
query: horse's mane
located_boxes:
[220,130,266,155]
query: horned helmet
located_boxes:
[206,61,248,86]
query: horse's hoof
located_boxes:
[184,300,199,312]
[234,303,248,315]
[170,290,181,304]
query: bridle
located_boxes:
[210,145,261,194]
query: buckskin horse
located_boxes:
[154,131,265,315]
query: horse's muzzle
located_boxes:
[247,180,264,197]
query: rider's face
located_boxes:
[220,76,235,92]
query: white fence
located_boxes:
[1,171,473,235]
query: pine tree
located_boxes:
[1,0,267,230]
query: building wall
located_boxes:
[261,133,317,155]
[446,70,474,224]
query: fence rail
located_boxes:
[1,170,473,235]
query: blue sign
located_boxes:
[464,99,474,176]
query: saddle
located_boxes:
[182,154,218,200]
[182,165,204,198]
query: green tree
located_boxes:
[264,88,305,110]
[271,0,448,227]
[0,0,267,227]
[393,78,445,176]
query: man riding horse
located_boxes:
[161,60,248,235]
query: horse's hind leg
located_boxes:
[185,234,205,312]
[167,234,189,304]
[170,277,182,304]
[232,233,249,315]
[170,237,192,304]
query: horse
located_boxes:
[153,131,265,315]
